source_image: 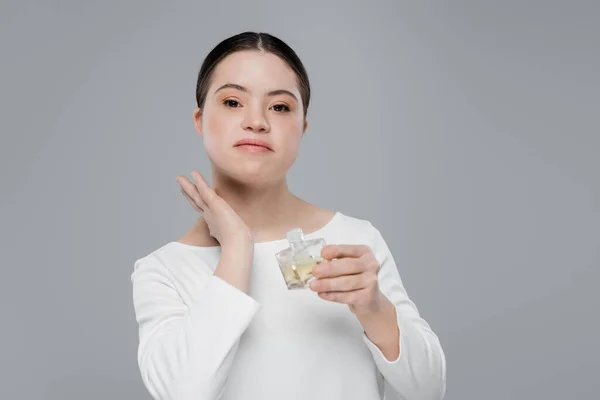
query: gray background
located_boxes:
[1,1,598,399]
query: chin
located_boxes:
[218,164,284,187]
[208,149,294,186]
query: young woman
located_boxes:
[131,31,446,400]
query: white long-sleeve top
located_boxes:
[131,212,446,400]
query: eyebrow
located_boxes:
[214,83,298,102]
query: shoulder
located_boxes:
[335,211,376,230]
[177,216,219,247]
[333,213,398,271]
[131,241,216,284]
[333,211,385,245]
[131,242,179,278]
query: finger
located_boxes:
[177,176,208,211]
[317,289,365,305]
[180,187,203,213]
[191,171,217,207]
[309,273,366,293]
[321,244,371,260]
[178,178,207,211]
[311,258,365,278]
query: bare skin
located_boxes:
[175,169,334,294]
[178,203,336,248]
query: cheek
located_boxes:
[282,139,301,161]
[202,113,233,154]
[277,121,303,158]
[205,110,224,135]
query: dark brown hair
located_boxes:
[195,32,311,117]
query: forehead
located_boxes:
[210,50,299,93]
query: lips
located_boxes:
[233,138,273,151]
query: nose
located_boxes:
[241,105,270,133]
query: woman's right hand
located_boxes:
[176,170,253,249]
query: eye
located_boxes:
[271,103,290,113]
[223,99,241,108]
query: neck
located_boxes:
[211,168,305,234]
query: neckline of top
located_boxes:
[168,211,342,251]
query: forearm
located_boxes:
[355,292,400,361]
[213,240,254,292]
[359,225,446,399]
[358,291,446,400]
[133,256,261,400]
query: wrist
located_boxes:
[355,293,397,338]
[353,291,386,319]
[221,239,254,261]
[222,230,252,247]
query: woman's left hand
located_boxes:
[309,244,383,314]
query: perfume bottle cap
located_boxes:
[286,228,305,244]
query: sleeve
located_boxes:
[361,225,447,400]
[131,254,261,400]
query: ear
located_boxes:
[193,108,203,137]
[302,119,308,136]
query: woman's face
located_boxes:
[194,50,307,187]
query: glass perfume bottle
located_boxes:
[275,228,326,289]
